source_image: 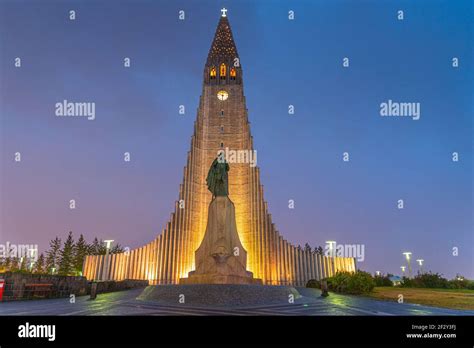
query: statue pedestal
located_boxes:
[180,196,262,285]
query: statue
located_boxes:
[206,156,229,197]
[180,157,262,285]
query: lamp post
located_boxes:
[402,252,412,278]
[400,266,406,277]
[101,240,114,281]
[416,259,424,274]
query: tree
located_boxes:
[304,243,312,253]
[34,253,45,274]
[314,246,324,255]
[88,238,104,255]
[4,254,12,271]
[9,257,20,271]
[2,246,16,271]
[73,234,88,275]
[46,237,61,274]
[19,257,27,271]
[58,231,75,275]
[110,243,125,254]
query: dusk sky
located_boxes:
[1,0,472,278]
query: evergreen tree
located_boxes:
[73,234,88,275]
[58,231,74,275]
[0,257,5,272]
[1,246,15,271]
[86,238,125,256]
[46,237,61,273]
[4,254,12,271]
[10,257,19,271]
[34,253,45,274]
[315,246,324,255]
[88,238,102,255]
[110,243,125,254]
[19,257,27,271]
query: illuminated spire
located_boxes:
[206,14,239,66]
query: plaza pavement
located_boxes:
[0,287,473,316]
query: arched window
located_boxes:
[230,68,236,80]
[220,63,226,79]
[210,67,216,79]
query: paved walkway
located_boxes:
[0,287,473,316]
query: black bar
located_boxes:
[0,316,472,346]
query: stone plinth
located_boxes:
[180,196,262,285]
[138,284,300,307]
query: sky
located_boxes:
[0,0,472,279]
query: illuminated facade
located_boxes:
[83,13,356,286]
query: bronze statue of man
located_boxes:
[206,156,229,197]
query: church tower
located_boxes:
[83,11,356,285]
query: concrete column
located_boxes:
[157,234,163,284]
[163,223,171,283]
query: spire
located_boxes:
[206,12,239,66]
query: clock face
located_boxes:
[217,90,228,101]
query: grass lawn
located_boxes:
[368,287,474,310]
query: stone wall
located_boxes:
[0,272,148,301]
[0,272,88,301]
[93,279,149,294]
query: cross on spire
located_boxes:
[221,8,227,17]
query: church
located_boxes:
[83,10,356,286]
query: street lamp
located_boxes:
[416,259,424,274]
[101,239,114,281]
[400,266,406,277]
[402,252,412,278]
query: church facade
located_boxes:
[83,13,356,286]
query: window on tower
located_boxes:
[210,67,216,79]
[230,68,236,80]
[220,63,226,79]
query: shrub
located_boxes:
[401,272,449,288]
[374,275,393,287]
[306,279,320,289]
[325,271,375,295]
[447,276,473,289]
